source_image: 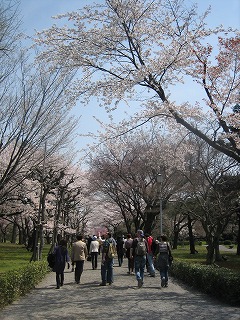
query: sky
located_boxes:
[17,0,240,162]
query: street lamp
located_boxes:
[157,173,164,236]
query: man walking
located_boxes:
[145,233,155,277]
[132,230,148,288]
[100,232,116,286]
[71,234,88,284]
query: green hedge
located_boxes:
[170,260,240,306]
[0,261,49,309]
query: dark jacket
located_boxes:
[53,245,70,273]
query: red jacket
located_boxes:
[146,236,153,254]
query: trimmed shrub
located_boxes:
[170,260,240,306]
[0,261,49,309]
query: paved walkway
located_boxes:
[0,258,239,320]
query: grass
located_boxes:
[173,245,240,273]
[0,243,50,273]
[0,243,239,273]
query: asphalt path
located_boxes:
[0,258,239,320]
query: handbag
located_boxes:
[167,243,173,266]
[87,255,91,261]
[169,254,173,266]
[154,253,160,271]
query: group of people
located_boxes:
[124,230,172,288]
[52,230,172,289]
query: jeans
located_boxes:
[160,266,169,283]
[127,257,134,273]
[75,260,84,283]
[118,253,124,267]
[147,252,155,275]
[158,254,169,283]
[134,255,146,281]
[101,258,114,284]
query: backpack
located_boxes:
[107,241,116,259]
[47,252,56,269]
[135,239,147,256]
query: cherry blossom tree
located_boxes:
[178,137,239,264]
[0,0,21,86]
[87,125,189,235]
[0,2,79,211]
[35,0,239,162]
[88,122,239,264]
[29,158,90,260]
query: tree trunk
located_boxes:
[18,227,23,245]
[144,207,157,234]
[214,241,222,261]
[172,228,179,249]
[206,240,215,265]
[11,223,17,244]
[237,213,240,255]
[188,214,196,254]
[39,191,47,260]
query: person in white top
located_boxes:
[89,235,100,270]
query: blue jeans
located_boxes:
[160,266,169,283]
[134,255,146,281]
[101,258,114,284]
[147,252,155,275]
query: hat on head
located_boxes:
[93,235,97,240]
[137,230,144,237]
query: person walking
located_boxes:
[89,235,100,269]
[132,230,148,288]
[124,233,134,274]
[145,233,155,277]
[100,232,116,286]
[53,239,70,289]
[155,234,172,287]
[71,234,88,284]
[116,236,125,267]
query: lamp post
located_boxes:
[157,173,164,236]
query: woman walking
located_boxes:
[89,235,100,269]
[116,236,125,267]
[124,234,134,274]
[155,235,172,287]
[53,239,70,289]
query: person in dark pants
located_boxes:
[124,234,134,274]
[155,234,172,287]
[71,234,88,284]
[89,235,100,269]
[53,239,70,289]
[116,236,125,267]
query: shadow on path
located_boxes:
[0,259,239,320]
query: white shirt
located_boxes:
[90,240,100,253]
